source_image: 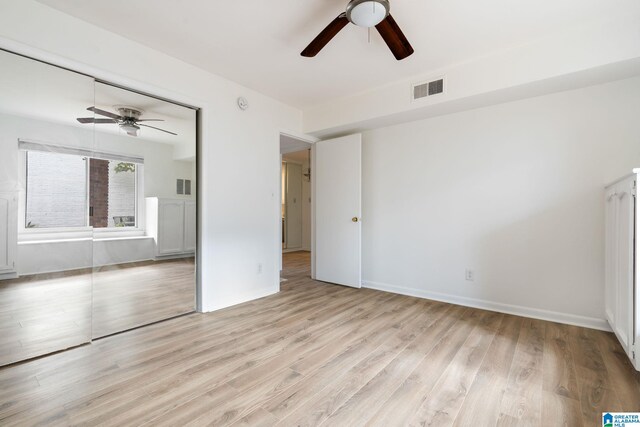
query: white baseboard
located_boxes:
[362,280,611,332]
[201,285,278,313]
[155,252,194,261]
[283,248,311,253]
[0,271,18,281]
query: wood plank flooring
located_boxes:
[0,251,638,426]
[0,258,195,366]
[0,269,92,366]
[92,258,195,338]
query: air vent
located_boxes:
[428,79,444,95]
[412,77,445,101]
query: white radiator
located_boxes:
[605,170,639,370]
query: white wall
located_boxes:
[361,76,640,330]
[17,239,92,276]
[18,237,155,275]
[0,1,303,311]
[303,16,640,137]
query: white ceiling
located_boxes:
[38,0,640,109]
[0,49,195,148]
[283,150,310,164]
[280,134,312,154]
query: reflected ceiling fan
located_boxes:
[76,106,177,137]
[301,0,414,60]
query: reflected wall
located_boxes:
[0,50,94,365]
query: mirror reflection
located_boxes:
[0,50,197,366]
[0,50,95,365]
[90,82,196,339]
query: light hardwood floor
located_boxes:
[92,258,195,338]
[0,269,92,366]
[0,259,195,366]
[0,251,638,426]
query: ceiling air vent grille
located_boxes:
[412,77,445,101]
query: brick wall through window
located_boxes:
[89,159,109,228]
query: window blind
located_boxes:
[18,139,144,164]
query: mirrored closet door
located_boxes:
[0,50,95,366]
[91,82,196,338]
[0,49,197,366]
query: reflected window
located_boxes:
[107,160,136,228]
[25,151,87,228]
[25,152,138,228]
[90,159,137,228]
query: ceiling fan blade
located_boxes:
[375,14,414,60]
[87,106,123,120]
[137,119,165,122]
[139,123,177,136]
[301,14,349,57]
[76,117,117,124]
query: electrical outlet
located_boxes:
[465,269,475,281]
[257,263,262,274]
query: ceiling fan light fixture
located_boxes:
[120,122,140,136]
[346,0,389,28]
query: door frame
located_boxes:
[278,132,316,280]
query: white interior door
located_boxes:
[313,134,361,288]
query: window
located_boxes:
[25,151,87,228]
[106,160,136,228]
[25,151,139,229]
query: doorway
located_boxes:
[278,132,362,289]
[280,134,313,283]
[282,150,311,252]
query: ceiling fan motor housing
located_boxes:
[114,105,144,120]
[346,0,390,28]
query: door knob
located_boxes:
[352,217,359,222]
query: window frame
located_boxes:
[18,150,145,241]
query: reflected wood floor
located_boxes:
[1,251,639,426]
[0,269,92,366]
[0,259,195,366]
[92,258,195,338]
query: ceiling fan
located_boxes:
[301,0,414,60]
[76,106,177,137]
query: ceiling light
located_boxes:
[346,0,390,28]
[120,122,140,137]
